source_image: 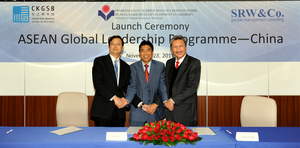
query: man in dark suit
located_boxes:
[125,40,168,126]
[164,35,201,126]
[91,35,130,127]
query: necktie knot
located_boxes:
[144,64,149,69]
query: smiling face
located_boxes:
[109,38,123,57]
[139,45,153,64]
[171,39,187,60]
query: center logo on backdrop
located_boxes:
[98,5,114,21]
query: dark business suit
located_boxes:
[91,54,130,126]
[165,55,201,126]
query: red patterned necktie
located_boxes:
[144,64,149,82]
[175,61,180,69]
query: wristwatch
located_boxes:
[138,102,144,108]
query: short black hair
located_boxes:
[108,35,124,47]
[139,40,154,52]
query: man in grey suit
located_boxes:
[164,35,201,126]
[125,40,168,126]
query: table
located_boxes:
[0,127,235,148]
[224,127,300,148]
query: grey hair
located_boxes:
[170,35,187,48]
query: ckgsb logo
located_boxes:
[231,8,284,18]
[13,6,30,23]
[98,5,114,21]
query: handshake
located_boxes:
[141,104,158,115]
[132,95,158,115]
[113,96,158,115]
[113,96,175,112]
[112,96,128,109]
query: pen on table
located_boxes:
[225,129,232,135]
[6,129,13,134]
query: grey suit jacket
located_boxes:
[165,55,201,126]
[126,60,168,123]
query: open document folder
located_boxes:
[127,126,142,134]
[50,126,83,136]
[192,127,216,135]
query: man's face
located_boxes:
[171,39,187,59]
[109,38,123,56]
[139,45,153,64]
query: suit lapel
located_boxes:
[138,61,146,89]
[174,55,189,86]
[167,58,175,87]
[148,60,156,90]
[105,54,117,86]
[149,60,155,83]
[119,59,125,87]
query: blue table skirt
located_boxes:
[224,127,300,148]
[0,127,235,148]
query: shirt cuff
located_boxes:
[137,102,144,108]
[110,95,116,101]
[170,98,175,104]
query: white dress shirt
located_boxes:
[174,54,186,67]
[110,54,120,86]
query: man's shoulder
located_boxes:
[94,55,108,62]
[130,61,141,69]
[120,58,130,67]
[185,55,201,70]
[187,55,200,64]
[131,60,140,65]
[152,60,165,67]
[166,57,175,65]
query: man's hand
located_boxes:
[164,99,174,111]
[113,96,128,109]
[142,104,158,115]
[113,96,122,108]
[119,97,129,108]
